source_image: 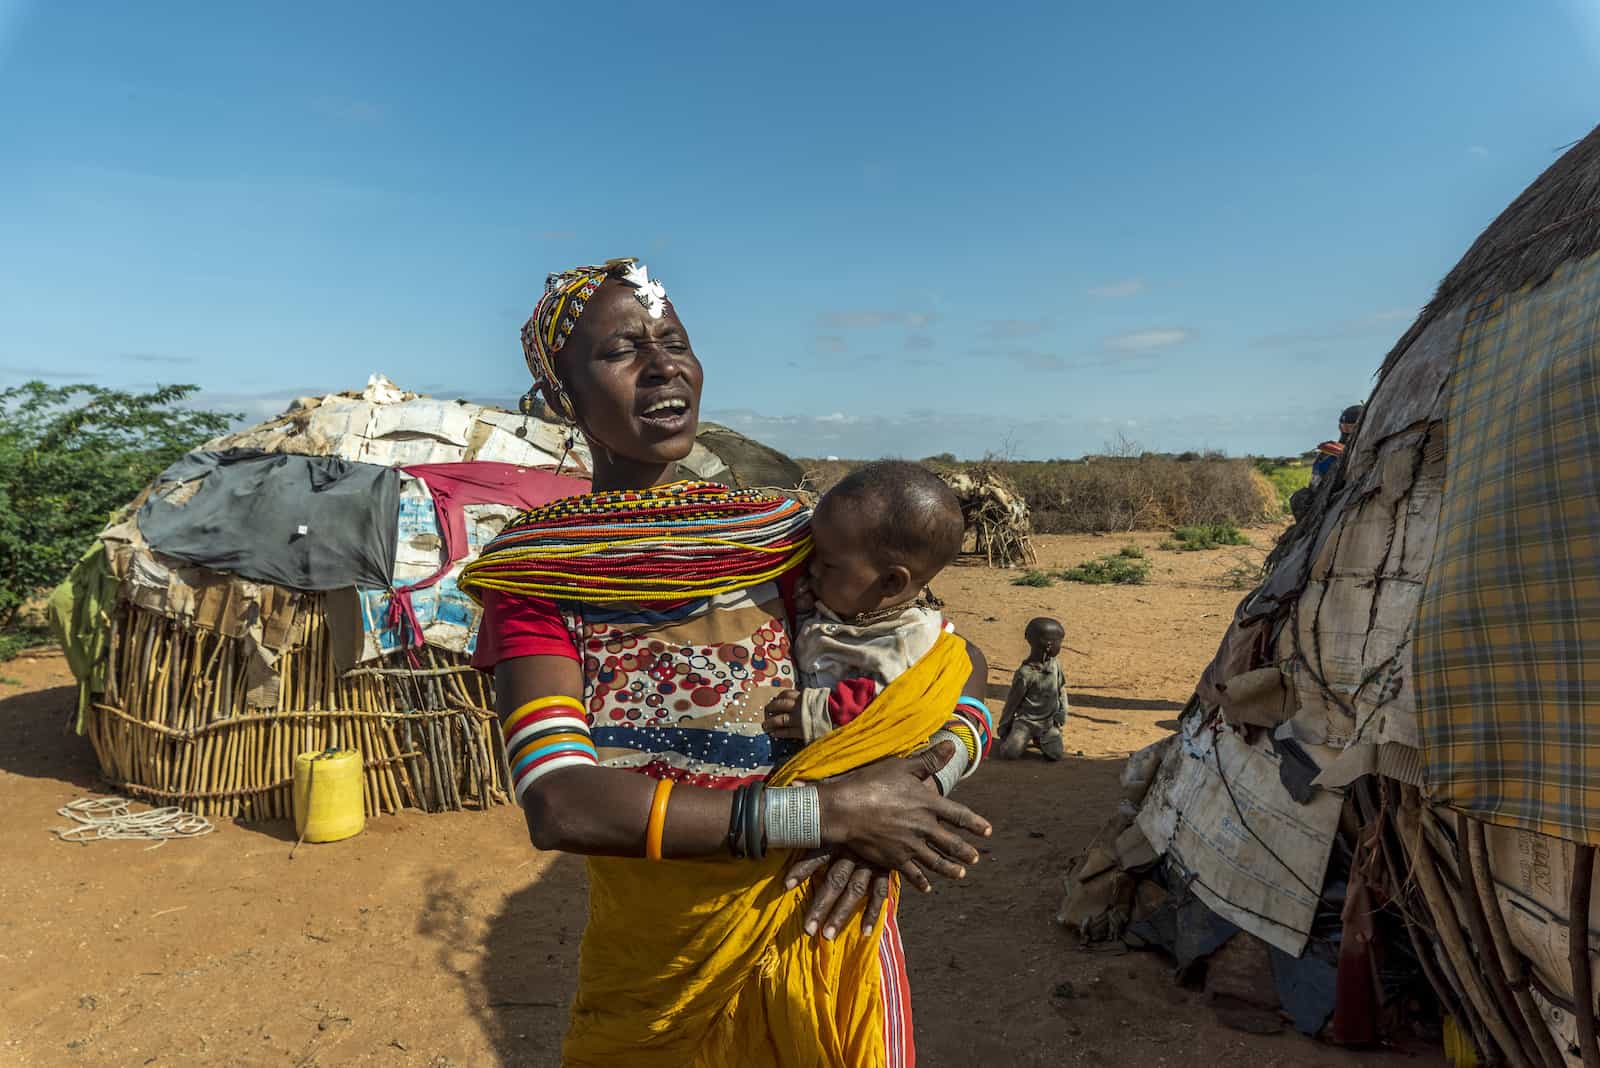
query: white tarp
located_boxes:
[1138,718,1345,956]
[206,375,590,471]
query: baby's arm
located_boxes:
[762,679,881,742]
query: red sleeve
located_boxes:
[827,677,881,728]
[471,590,579,672]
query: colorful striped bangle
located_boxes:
[503,695,598,804]
[504,695,586,734]
[953,699,994,757]
[955,696,994,736]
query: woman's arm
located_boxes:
[495,654,991,877]
[496,654,734,856]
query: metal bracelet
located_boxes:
[745,782,767,860]
[727,784,749,858]
[763,785,823,849]
[928,729,970,797]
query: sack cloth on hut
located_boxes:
[138,449,401,591]
[1416,251,1600,845]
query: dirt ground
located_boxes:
[0,530,1441,1067]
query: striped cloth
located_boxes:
[1415,250,1600,845]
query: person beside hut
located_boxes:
[1309,403,1364,487]
[460,259,993,1067]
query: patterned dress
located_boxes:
[473,553,919,1066]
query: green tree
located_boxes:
[0,382,237,628]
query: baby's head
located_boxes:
[1025,617,1064,660]
[808,461,964,619]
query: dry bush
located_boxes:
[1000,457,1274,534]
[797,455,1274,535]
[799,459,858,496]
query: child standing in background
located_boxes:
[997,617,1067,761]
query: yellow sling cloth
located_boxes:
[562,631,969,1067]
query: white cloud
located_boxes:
[1252,308,1412,349]
[981,319,1051,340]
[1088,278,1146,299]
[1105,328,1191,353]
[1468,145,1490,159]
[818,310,937,330]
[815,335,846,354]
[704,404,1368,461]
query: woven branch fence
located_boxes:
[86,599,512,820]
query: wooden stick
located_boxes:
[1401,791,1530,1068]
[1572,843,1600,1068]
[1455,813,1546,1067]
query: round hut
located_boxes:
[51,377,804,821]
[1060,125,1600,1062]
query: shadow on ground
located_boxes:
[467,852,587,1068]
[466,756,1140,1067]
[0,682,101,789]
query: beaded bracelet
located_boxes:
[955,695,995,753]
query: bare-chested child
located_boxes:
[762,461,993,795]
[996,617,1068,761]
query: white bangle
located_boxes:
[928,729,970,796]
[764,785,823,849]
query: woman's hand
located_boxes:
[816,740,990,891]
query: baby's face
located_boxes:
[807,512,887,618]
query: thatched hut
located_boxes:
[51,377,803,821]
[940,467,1038,568]
[1061,126,1600,1062]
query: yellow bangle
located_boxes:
[645,778,674,862]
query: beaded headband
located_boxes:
[519,258,670,423]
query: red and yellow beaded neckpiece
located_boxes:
[458,480,812,604]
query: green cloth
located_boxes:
[46,540,119,733]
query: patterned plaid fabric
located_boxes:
[1416,250,1600,845]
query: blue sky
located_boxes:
[2,2,1598,460]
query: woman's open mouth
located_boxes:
[638,396,693,433]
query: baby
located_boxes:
[763,461,989,794]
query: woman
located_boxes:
[461,259,992,1067]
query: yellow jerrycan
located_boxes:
[292,748,365,843]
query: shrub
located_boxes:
[1257,462,1312,512]
[1012,569,1055,587]
[1059,552,1150,585]
[0,382,236,637]
[1166,523,1251,551]
[1118,545,1145,559]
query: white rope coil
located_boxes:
[52,797,214,844]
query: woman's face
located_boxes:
[556,279,704,467]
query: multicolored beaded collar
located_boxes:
[459,481,812,605]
